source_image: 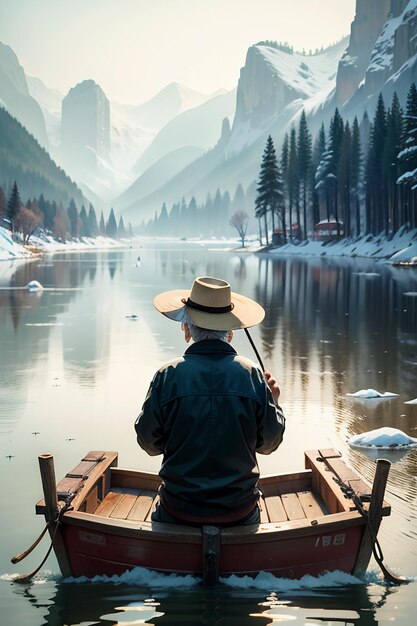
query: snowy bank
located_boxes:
[263,227,417,262]
[0,226,33,261]
[0,226,135,262]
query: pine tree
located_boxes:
[99,211,106,236]
[118,216,126,238]
[311,123,326,227]
[397,82,417,229]
[337,121,352,237]
[67,198,79,238]
[328,108,344,235]
[79,205,89,237]
[0,185,7,220]
[7,181,21,231]
[88,204,98,237]
[366,93,387,234]
[288,128,299,238]
[382,92,403,233]
[350,117,363,236]
[106,208,118,238]
[255,135,283,245]
[297,110,312,239]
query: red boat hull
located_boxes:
[62,521,364,580]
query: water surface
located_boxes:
[1,241,416,624]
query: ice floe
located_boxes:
[348,427,417,449]
[346,389,399,399]
[404,398,417,405]
[26,280,43,291]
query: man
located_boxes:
[135,276,285,526]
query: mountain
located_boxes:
[0,42,48,148]
[115,89,236,210]
[129,82,220,131]
[26,75,63,149]
[339,0,417,117]
[0,105,85,207]
[120,41,346,224]
[121,0,417,228]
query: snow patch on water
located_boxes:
[346,389,398,399]
[348,427,417,449]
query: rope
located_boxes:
[14,497,74,584]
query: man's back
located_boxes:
[136,339,285,523]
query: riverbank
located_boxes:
[2,225,417,264]
[258,226,417,263]
[0,226,133,262]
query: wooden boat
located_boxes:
[34,448,391,586]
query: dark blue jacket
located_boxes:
[135,339,285,523]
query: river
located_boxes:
[0,240,416,625]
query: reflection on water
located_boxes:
[11,577,395,626]
[1,242,417,624]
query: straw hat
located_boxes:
[153,276,265,331]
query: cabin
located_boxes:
[313,219,344,241]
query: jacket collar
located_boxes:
[185,339,237,356]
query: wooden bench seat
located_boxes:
[92,488,326,524]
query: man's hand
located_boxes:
[264,370,281,403]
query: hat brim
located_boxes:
[153,289,265,330]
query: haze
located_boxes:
[0,0,355,104]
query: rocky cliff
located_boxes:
[337,0,417,107]
[335,0,391,105]
[60,79,110,176]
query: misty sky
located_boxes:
[0,0,356,105]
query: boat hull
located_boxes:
[61,516,365,580]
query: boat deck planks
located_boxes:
[94,486,326,523]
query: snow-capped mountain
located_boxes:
[121,0,417,227]
[340,0,417,117]
[0,42,48,148]
[120,40,347,223]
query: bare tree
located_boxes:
[14,206,42,244]
[230,210,249,247]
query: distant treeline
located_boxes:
[0,182,132,244]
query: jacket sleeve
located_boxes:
[255,377,286,455]
[134,373,165,456]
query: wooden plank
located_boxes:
[258,498,269,523]
[126,490,155,521]
[66,460,97,479]
[82,486,100,514]
[56,477,84,498]
[264,495,287,522]
[297,490,326,518]
[111,467,162,491]
[318,448,342,459]
[304,450,351,514]
[94,491,124,517]
[281,493,306,520]
[82,451,105,462]
[260,473,312,497]
[110,493,137,519]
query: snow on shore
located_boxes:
[266,226,417,262]
[2,225,417,263]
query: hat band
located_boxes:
[182,297,234,314]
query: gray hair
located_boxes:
[181,311,229,342]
